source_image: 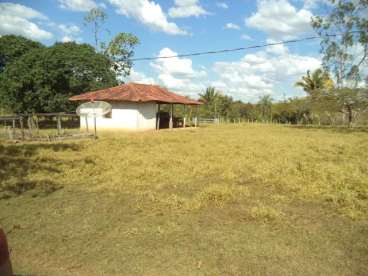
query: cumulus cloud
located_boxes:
[212,46,320,101]
[150,48,207,97]
[216,2,228,9]
[0,2,52,40]
[108,0,188,35]
[224,23,240,30]
[168,0,209,18]
[58,24,80,35]
[58,23,81,42]
[124,68,156,84]
[58,0,97,12]
[245,0,313,39]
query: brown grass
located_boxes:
[0,123,367,275]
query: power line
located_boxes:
[130,32,360,62]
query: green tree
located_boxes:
[317,88,368,127]
[199,87,217,103]
[257,95,273,122]
[104,33,139,78]
[217,94,234,118]
[0,42,117,113]
[84,8,139,78]
[0,35,43,72]
[295,69,334,96]
[312,0,368,88]
[199,87,220,117]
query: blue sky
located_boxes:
[0,0,332,102]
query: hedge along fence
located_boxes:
[0,113,94,141]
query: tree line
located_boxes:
[198,79,368,127]
[0,8,138,114]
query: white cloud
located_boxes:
[168,0,209,18]
[303,0,331,10]
[224,23,240,30]
[245,0,313,39]
[58,24,80,35]
[212,46,320,101]
[150,48,207,97]
[61,35,73,42]
[241,34,252,40]
[0,3,52,40]
[58,0,97,12]
[124,68,156,84]
[58,24,81,42]
[108,0,188,35]
[216,2,228,9]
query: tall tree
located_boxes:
[0,42,117,113]
[257,95,273,122]
[104,33,139,78]
[0,35,43,72]
[312,0,368,88]
[84,8,108,51]
[84,8,139,78]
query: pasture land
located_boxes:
[1,124,368,275]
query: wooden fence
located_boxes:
[0,113,94,141]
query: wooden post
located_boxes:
[85,115,89,132]
[35,115,39,135]
[183,105,186,128]
[194,105,199,128]
[27,116,33,137]
[156,103,161,130]
[169,103,173,129]
[19,116,24,140]
[12,119,16,139]
[94,116,97,139]
[57,114,62,135]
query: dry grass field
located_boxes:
[1,124,368,275]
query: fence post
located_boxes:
[34,115,39,135]
[183,104,186,128]
[94,116,97,139]
[19,116,24,140]
[27,115,33,137]
[85,115,89,132]
[57,114,62,135]
[12,119,16,139]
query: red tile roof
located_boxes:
[69,83,202,105]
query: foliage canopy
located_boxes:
[0,42,117,113]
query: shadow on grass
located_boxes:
[0,143,82,199]
[286,125,368,134]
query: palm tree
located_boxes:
[295,69,334,95]
[199,87,218,103]
[199,87,220,118]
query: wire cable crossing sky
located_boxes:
[129,32,360,62]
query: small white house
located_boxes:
[69,83,202,130]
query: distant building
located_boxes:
[69,83,202,130]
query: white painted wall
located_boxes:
[80,102,157,130]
